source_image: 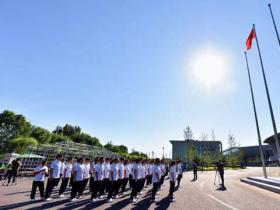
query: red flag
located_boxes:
[246,28,256,50]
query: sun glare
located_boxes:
[191,50,227,90]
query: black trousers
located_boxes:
[114,179,123,196]
[130,179,138,199]
[45,178,60,198]
[128,174,133,188]
[219,171,224,186]
[146,175,152,186]
[59,177,70,195]
[121,178,129,192]
[30,181,44,199]
[152,182,160,200]
[70,181,83,199]
[193,170,197,180]
[139,178,145,192]
[107,180,118,199]
[91,180,101,199]
[169,181,175,199]
[160,175,165,187]
[99,178,109,196]
[79,178,89,196]
[177,174,182,187]
[7,170,17,184]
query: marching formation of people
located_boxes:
[30,154,184,204]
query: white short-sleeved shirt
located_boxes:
[111,164,119,181]
[118,163,125,179]
[152,165,161,183]
[160,164,166,176]
[131,163,139,180]
[124,164,131,178]
[74,164,85,181]
[169,166,177,182]
[148,164,153,175]
[103,163,110,179]
[50,160,61,178]
[60,162,65,175]
[64,163,73,178]
[94,163,104,181]
[84,163,91,179]
[34,165,48,182]
[177,163,183,174]
[140,164,146,178]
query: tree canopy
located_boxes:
[9,137,38,154]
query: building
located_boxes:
[264,133,280,162]
[223,145,273,166]
[170,139,222,162]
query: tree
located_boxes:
[228,132,237,149]
[186,144,196,164]
[50,133,72,143]
[0,110,32,152]
[9,137,38,154]
[71,132,101,146]
[183,125,193,140]
[53,124,81,137]
[211,130,216,141]
[200,133,208,141]
[30,126,52,144]
[104,141,114,151]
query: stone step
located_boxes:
[240,178,280,194]
[247,177,280,187]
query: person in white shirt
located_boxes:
[45,154,62,200]
[107,158,119,203]
[59,157,73,197]
[91,157,104,202]
[169,160,177,202]
[177,160,183,187]
[138,159,146,194]
[121,159,130,193]
[79,157,91,197]
[116,158,125,196]
[30,160,48,201]
[146,160,153,187]
[70,158,85,201]
[99,157,110,197]
[151,158,161,202]
[130,159,140,203]
[159,160,166,189]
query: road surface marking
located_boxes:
[200,182,205,187]
[208,194,239,210]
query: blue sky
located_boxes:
[1,0,280,157]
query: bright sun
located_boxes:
[192,50,227,90]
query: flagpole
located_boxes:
[268,4,280,47]
[253,24,280,164]
[244,51,267,178]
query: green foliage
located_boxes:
[9,137,38,154]
[0,110,32,152]
[71,132,101,146]
[1,110,146,158]
[53,124,81,137]
[186,144,196,163]
[30,126,52,144]
[50,133,72,143]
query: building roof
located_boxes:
[264,133,280,144]
[170,139,222,144]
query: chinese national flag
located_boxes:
[246,28,256,50]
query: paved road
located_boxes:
[0,167,280,210]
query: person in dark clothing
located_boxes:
[7,159,20,185]
[216,160,225,189]
[192,161,198,181]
